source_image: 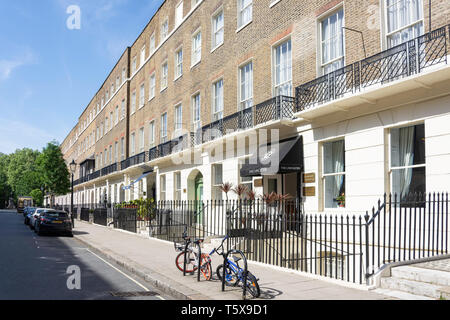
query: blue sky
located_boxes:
[0,0,164,154]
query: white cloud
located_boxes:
[0,51,35,81]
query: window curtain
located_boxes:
[333,140,345,200]
[399,126,415,199]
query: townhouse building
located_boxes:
[56,0,450,217]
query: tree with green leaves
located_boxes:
[37,141,70,206]
[0,153,12,209]
[30,188,44,207]
[6,148,42,199]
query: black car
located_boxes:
[34,210,73,237]
[24,208,37,225]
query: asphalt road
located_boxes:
[0,210,172,300]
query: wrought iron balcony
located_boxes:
[296,25,449,112]
[101,163,118,176]
[149,133,194,162]
[147,95,295,162]
[121,151,147,170]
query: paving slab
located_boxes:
[73,221,392,300]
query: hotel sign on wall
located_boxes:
[303,173,316,184]
[303,173,316,197]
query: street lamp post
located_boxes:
[70,160,77,228]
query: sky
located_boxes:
[0,0,165,154]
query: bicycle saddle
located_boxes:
[231,256,242,263]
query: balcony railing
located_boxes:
[121,151,147,170]
[101,163,118,176]
[149,133,194,162]
[296,25,449,111]
[146,95,295,162]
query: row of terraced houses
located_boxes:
[54,0,450,218]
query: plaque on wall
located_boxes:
[303,173,316,184]
[254,178,263,188]
[303,187,316,197]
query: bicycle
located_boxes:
[173,226,212,280]
[206,235,261,299]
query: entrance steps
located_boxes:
[374,265,450,300]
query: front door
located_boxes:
[195,175,203,224]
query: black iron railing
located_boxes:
[148,133,194,162]
[121,151,147,170]
[101,163,117,176]
[365,192,449,279]
[296,25,448,111]
[69,193,449,285]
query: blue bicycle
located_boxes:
[214,236,261,298]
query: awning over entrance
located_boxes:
[240,136,303,177]
[122,170,153,190]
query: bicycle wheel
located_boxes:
[199,254,212,281]
[216,264,239,286]
[175,251,198,273]
[244,271,261,298]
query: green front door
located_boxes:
[195,175,203,224]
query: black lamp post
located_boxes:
[70,160,77,228]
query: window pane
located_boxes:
[391,124,425,167]
[323,140,345,174]
[324,175,345,208]
[392,166,425,198]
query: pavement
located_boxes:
[72,220,393,300]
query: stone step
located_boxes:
[391,266,450,287]
[380,277,442,299]
[373,288,434,300]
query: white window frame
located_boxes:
[383,0,424,49]
[149,120,155,147]
[212,79,224,121]
[237,0,252,30]
[272,38,293,97]
[149,72,156,100]
[132,56,137,74]
[212,163,223,201]
[321,139,346,210]
[131,90,136,114]
[319,7,345,75]
[161,61,168,91]
[139,83,145,108]
[161,18,169,42]
[389,123,426,197]
[139,127,145,153]
[192,93,201,131]
[175,48,183,80]
[191,29,202,67]
[160,175,166,201]
[239,61,253,111]
[161,113,168,143]
[175,1,184,27]
[174,104,183,133]
[212,8,224,51]
[174,172,182,200]
[140,45,146,68]
[150,33,156,54]
[130,132,136,156]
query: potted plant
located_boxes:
[335,193,345,208]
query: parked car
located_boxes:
[34,210,73,237]
[24,208,37,225]
[23,207,33,218]
[29,208,49,230]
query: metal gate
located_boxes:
[93,208,107,226]
[113,208,137,233]
[80,208,90,222]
